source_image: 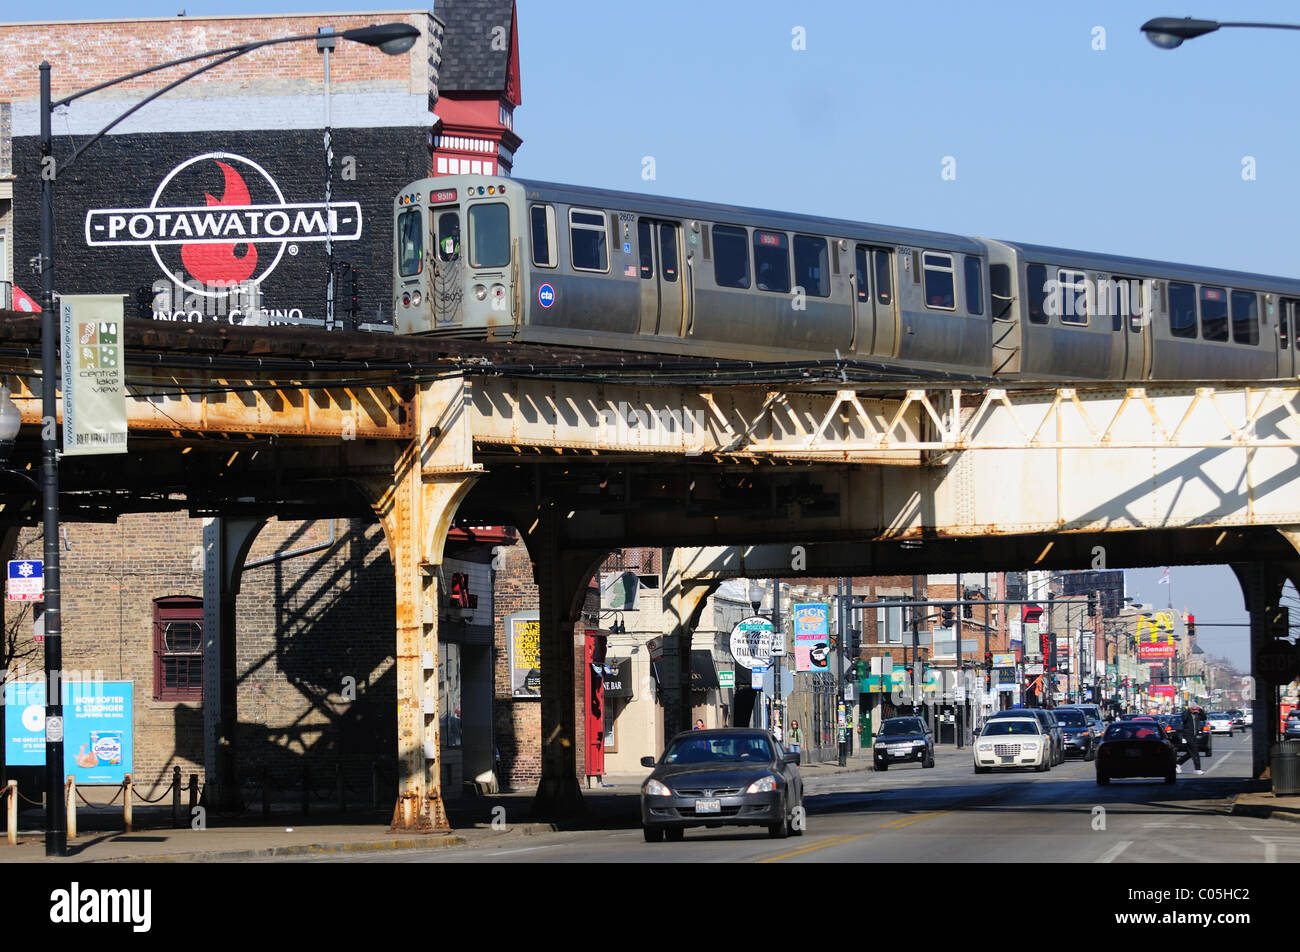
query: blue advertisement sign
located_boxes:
[3,680,133,783]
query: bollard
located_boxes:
[66,775,76,841]
[171,766,182,829]
[123,774,133,833]
[302,765,310,816]
[188,773,199,816]
[337,765,346,814]
[6,779,16,846]
[262,766,271,820]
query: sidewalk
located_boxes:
[1229,791,1300,825]
[2,755,876,862]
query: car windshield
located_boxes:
[663,733,772,765]
[981,721,1039,736]
[1105,724,1161,741]
[1054,711,1087,726]
[881,719,924,736]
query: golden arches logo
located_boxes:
[1134,612,1175,643]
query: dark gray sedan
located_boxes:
[640,729,803,842]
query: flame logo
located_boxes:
[180,160,257,286]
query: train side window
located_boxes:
[437,211,461,261]
[1026,264,1048,324]
[397,209,423,276]
[921,252,955,310]
[753,230,791,293]
[989,264,1012,319]
[1200,286,1229,342]
[964,256,983,316]
[1168,281,1197,338]
[637,219,654,279]
[1230,290,1259,345]
[530,205,556,268]
[569,209,609,273]
[1057,269,1088,326]
[712,225,750,289]
[874,250,892,307]
[794,235,829,297]
[854,247,870,303]
[659,223,679,282]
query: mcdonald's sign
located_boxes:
[1135,612,1177,660]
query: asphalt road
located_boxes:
[290,733,1297,864]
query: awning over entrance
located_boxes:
[690,650,719,690]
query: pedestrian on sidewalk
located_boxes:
[1177,705,1204,775]
[787,719,804,754]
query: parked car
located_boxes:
[974,718,1051,773]
[1206,712,1234,736]
[1052,708,1096,760]
[640,729,804,842]
[873,716,935,770]
[1284,709,1300,742]
[1228,709,1245,727]
[1096,720,1177,785]
[989,708,1063,765]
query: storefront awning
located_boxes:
[690,650,719,690]
[603,658,632,698]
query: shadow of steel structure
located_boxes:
[1,313,1297,824]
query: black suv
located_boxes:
[873,716,935,770]
[1053,708,1096,760]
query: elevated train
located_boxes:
[393,174,1300,379]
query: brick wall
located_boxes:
[492,537,539,789]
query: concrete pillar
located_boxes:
[525,509,605,819]
[201,516,265,811]
[660,547,715,738]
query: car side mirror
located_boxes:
[640,756,657,768]
[782,751,801,766]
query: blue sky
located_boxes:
[21,0,1296,667]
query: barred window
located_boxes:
[153,596,203,701]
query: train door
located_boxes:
[1111,275,1150,380]
[1281,299,1298,377]
[432,206,463,324]
[635,219,685,337]
[853,245,896,357]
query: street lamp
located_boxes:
[1141,16,1300,49]
[34,19,419,858]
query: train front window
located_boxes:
[753,231,790,293]
[1169,282,1196,338]
[438,212,461,261]
[1200,286,1229,342]
[1026,264,1047,324]
[570,209,609,272]
[1231,290,1259,345]
[794,235,829,298]
[468,203,510,269]
[398,209,423,277]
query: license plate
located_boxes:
[1125,749,1143,758]
[1000,755,1014,764]
[890,747,910,755]
[695,799,721,814]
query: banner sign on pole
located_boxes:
[60,294,128,456]
[791,602,830,672]
[4,679,134,784]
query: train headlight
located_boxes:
[474,284,488,301]
[411,291,422,307]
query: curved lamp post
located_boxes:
[1141,16,1300,49]
[35,20,418,858]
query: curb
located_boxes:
[1228,800,1300,825]
[93,834,470,863]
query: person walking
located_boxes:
[1176,705,1204,774]
[787,719,804,754]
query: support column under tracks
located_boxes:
[363,377,481,833]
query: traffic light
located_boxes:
[1186,614,1195,639]
[1087,593,1097,617]
[941,604,955,627]
[984,651,993,671]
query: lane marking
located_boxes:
[1095,840,1133,863]
[1202,750,1233,774]
[758,810,953,863]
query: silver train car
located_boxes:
[393,174,1300,379]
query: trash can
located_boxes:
[1272,742,1300,797]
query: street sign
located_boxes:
[647,637,664,662]
[1024,663,1044,675]
[7,560,44,601]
